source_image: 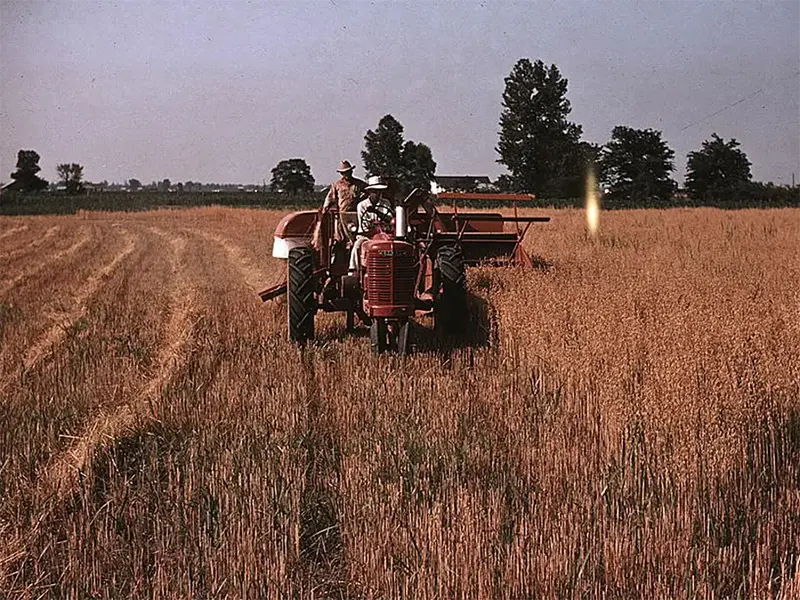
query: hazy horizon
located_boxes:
[1,0,798,188]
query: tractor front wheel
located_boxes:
[370,318,412,355]
[396,319,412,355]
[370,318,388,354]
[434,243,467,336]
[287,247,317,343]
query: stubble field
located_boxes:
[0,205,798,599]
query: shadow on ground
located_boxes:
[412,292,496,355]
[309,291,496,357]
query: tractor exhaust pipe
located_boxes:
[395,205,407,239]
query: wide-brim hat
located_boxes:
[365,175,388,190]
[336,160,355,172]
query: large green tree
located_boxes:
[269,158,315,195]
[401,140,436,194]
[56,163,85,194]
[599,126,676,206]
[9,150,48,191]
[362,114,436,196]
[496,59,585,197]
[362,115,405,178]
[685,134,752,202]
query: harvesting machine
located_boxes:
[259,189,549,354]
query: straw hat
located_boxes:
[365,175,388,190]
[336,160,355,172]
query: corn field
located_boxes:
[0,206,798,599]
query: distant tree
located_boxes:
[270,158,315,195]
[496,59,585,196]
[184,180,202,192]
[493,174,516,192]
[401,140,437,194]
[56,163,85,194]
[685,134,752,202]
[362,115,406,178]
[9,150,48,191]
[362,114,437,195]
[127,178,142,191]
[559,141,603,199]
[157,178,171,193]
[599,126,676,206]
[742,181,800,207]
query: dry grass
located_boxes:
[0,206,797,599]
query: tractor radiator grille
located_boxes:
[366,253,416,305]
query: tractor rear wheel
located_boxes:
[435,243,467,336]
[287,246,316,343]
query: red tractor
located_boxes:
[259,189,549,354]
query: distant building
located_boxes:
[673,188,690,202]
[431,175,495,194]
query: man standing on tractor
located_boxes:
[348,175,394,275]
[315,160,366,247]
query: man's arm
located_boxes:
[322,183,336,210]
[356,200,370,234]
[377,200,394,223]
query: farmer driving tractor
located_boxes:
[349,175,394,275]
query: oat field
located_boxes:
[0,206,798,599]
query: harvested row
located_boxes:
[2,223,304,598]
[0,224,60,261]
[160,206,276,266]
[0,223,132,385]
[0,224,29,242]
[0,225,93,295]
[18,226,137,373]
[0,224,184,585]
[42,226,195,501]
[189,228,273,292]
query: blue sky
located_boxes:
[1,0,798,186]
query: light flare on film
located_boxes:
[585,168,600,235]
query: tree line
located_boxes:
[496,58,794,206]
[268,115,436,197]
[270,58,795,206]
[4,57,797,207]
[2,154,265,195]
[4,151,88,195]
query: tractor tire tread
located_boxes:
[435,243,467,336]
[288,246,316,342]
